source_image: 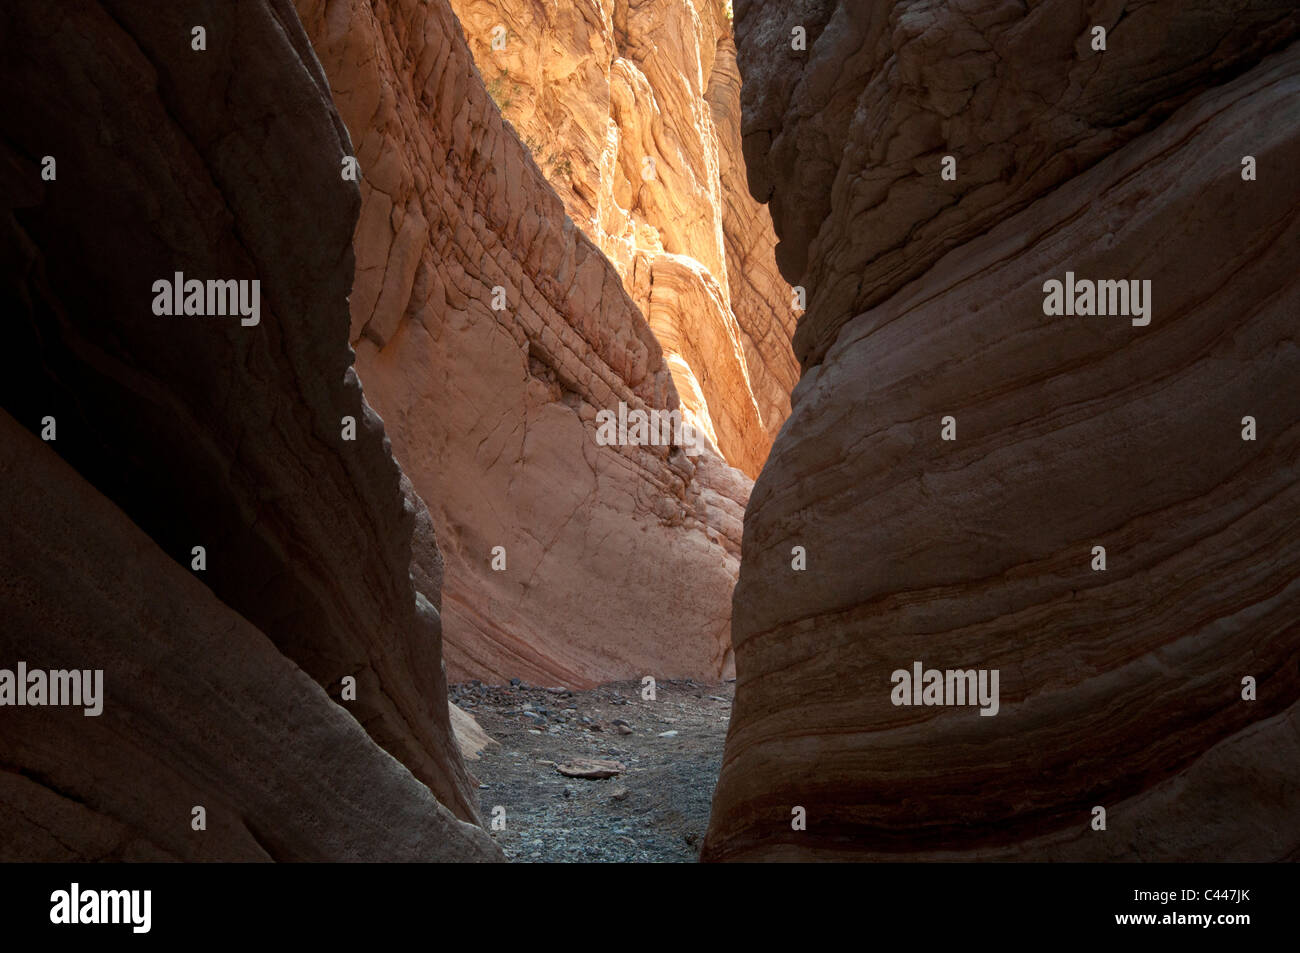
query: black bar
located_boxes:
[0,862,1290,941]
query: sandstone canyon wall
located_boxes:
[449,0,798,475]
[295,0,768,687]
[704,0,1300,860]
[1,0,497,860]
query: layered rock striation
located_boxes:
[296,0,757,686]
[443,0,798,475]
[737,0,1300,368]
[705,0,1300,860]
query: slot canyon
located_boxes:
[1,0,1297,867]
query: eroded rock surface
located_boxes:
[1,0,495,858]
[448,0,798,473]
[296,0,754,686]
[705,2,1300,860]
[0,416,498,862]
[737,0,1300,367]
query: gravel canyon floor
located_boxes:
[453,680,733,862]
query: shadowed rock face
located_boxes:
[1,0,496,858]
[296,0,752,687]
[704,2,1300,861]
[735,0,1300,368]
[0,416,499,862]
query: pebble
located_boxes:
[658,730,678,738]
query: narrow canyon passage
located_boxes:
[1,0,1295,874]
[291,0,796,858]
[4,0,787,865]
[296,0,791,694]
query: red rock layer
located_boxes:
[704,2,1300,860]
[296,0,751,686]
[707,33,800,453]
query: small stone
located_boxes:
[610,786,629,801]
[510,678,521,687]
[658,730,678,737]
